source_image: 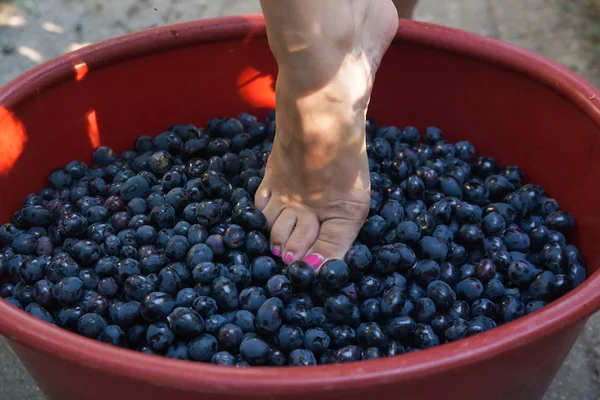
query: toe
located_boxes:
[261,198,284,230]
[283,212,319,263]
[269,208,297,259]
[254,184,271,211]
[303,218,362,269]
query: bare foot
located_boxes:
[256,0,399,269]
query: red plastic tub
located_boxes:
[1,15,600,400]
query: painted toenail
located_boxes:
[303,254,324,270]
[271,246,281,257]
[283,252,294,264]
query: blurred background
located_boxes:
[2,0,600,87]
[1,0,600,399]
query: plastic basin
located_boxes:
[1,15,600,400]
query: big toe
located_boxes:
[303,218,363,270]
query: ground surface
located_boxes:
[1,1,600,399]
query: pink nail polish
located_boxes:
[271,246,281,257]
[303,254,324,270]
[283,252,294,264]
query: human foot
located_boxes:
[256,0,399,269]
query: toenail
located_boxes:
[283,252,294,264]
[303,254,324,270]
[271,246,281,257]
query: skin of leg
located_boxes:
[257,0,399,269]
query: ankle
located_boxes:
[262,1,362,66]
[274,80,365,148]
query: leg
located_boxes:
[257,0,399,269]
